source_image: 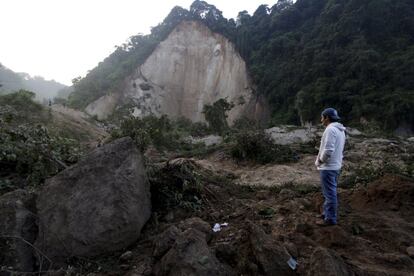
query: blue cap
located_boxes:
[321,108,340,120]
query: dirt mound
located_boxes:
[347,174,414,215]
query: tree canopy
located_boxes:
[68,0,414,131]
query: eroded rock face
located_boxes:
[35,137,151,262]
[87,20,258,123]
[85,94,118,120]
[126,20,253,123]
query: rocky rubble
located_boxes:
[1,127,413,275]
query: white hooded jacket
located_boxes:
[315,122,346,170]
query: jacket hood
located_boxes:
[330,122,346,132]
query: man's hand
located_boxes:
[315,158,323,166]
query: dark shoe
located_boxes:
[315,214,325,220]
[315,219,336,227]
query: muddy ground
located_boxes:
[57,153,414,276]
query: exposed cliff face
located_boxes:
[85,94,118,120]
[86,20,261,123]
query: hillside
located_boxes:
[0,63,67,102]
[67,0,413,133]
[0,90,106,194]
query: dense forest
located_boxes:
[0,63,67,102]
[67,0,414,131]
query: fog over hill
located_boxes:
[0,63,67,102]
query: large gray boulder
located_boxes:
[0,190,37,272]
[35,137,151,262]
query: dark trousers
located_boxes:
[320,170,340,224]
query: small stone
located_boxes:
[407,246,414,258]
[120,264,130,271]
[119,251,133,262]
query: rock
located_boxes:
[178,217,212,241]
[265,126,317,145]
[119,20,256,124]
[120,251,134,262]
[153,226,181,258]
[307,247,354,276]
[345,128,363,136]
[85,94,118,120]
[35,137,151,262]
[153,217,212,259]
[0,190,37,272]
[120,264,131,271]
[249,223,295,275]
[126,257,153,276]
[186,135,223,147]
[407,246,414,258]
[153,228,233,276]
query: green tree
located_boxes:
[203,98,234,134]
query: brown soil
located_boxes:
[70,161,414,275]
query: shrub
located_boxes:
[0,121,82,194]
[112,115,181,152]
[0,90,42,113]
[203,98,234,135]
[175,117,211,137]
[229,130,298,164]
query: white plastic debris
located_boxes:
[212,222,229,232]
[287,257,298,270]
[212,223,221,232]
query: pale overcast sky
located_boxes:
[0,0,273,85]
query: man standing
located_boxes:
[315,108,346,226]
